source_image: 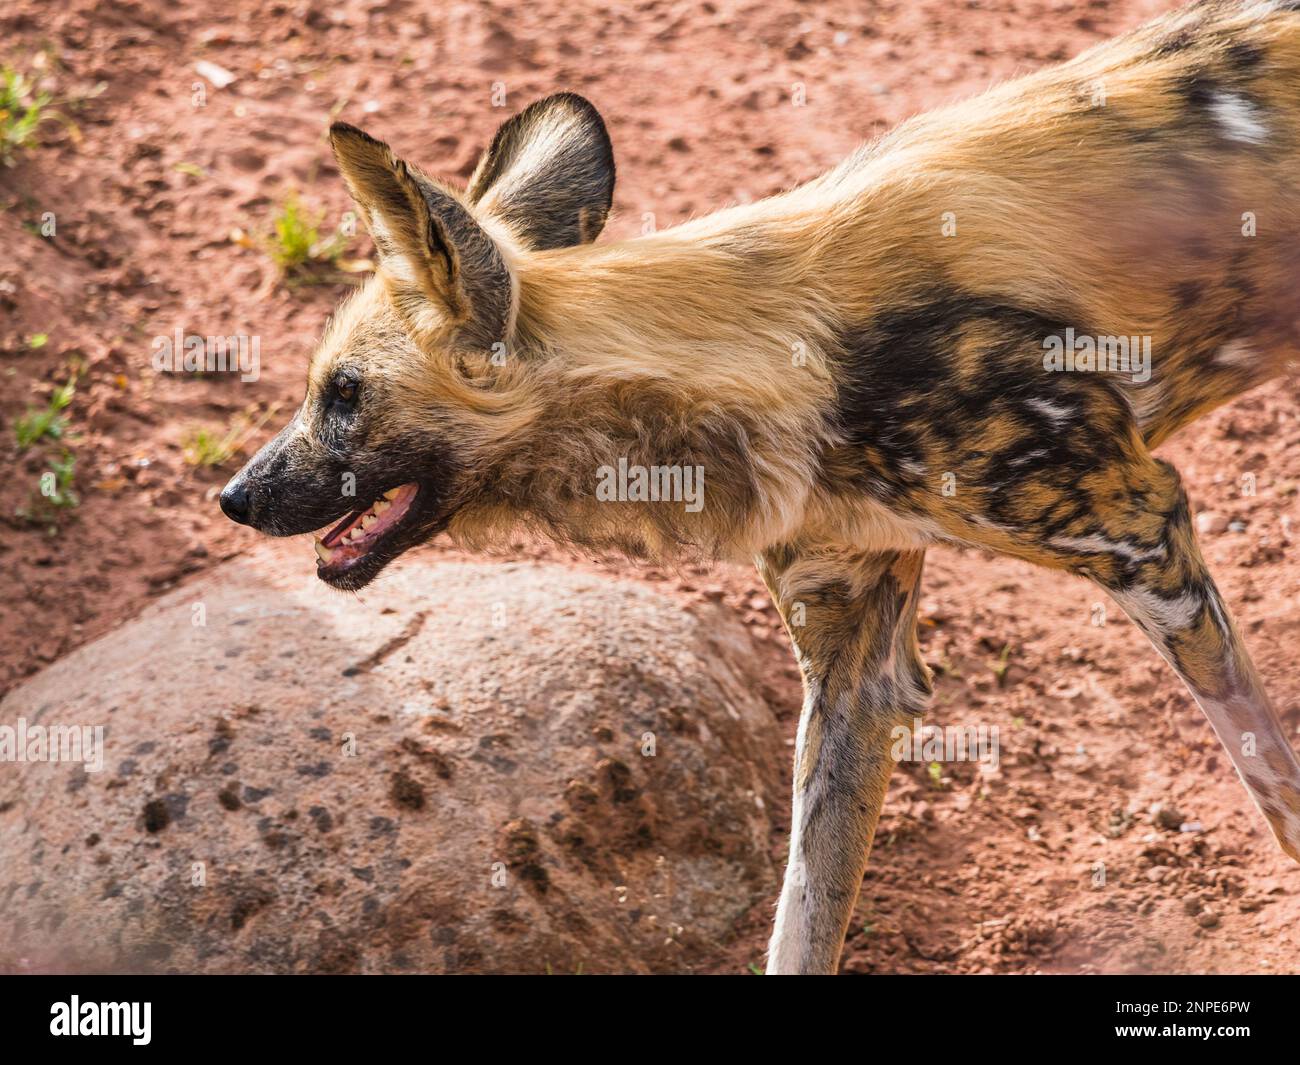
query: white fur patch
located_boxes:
[1008,448,1050,467]
[1112,584,1203,637]
[1240,1,1289,18]
[1208,92,1268,145]
[1215,339,1256,367]
[1024,396,1073,428]
[767,686,817,974]
[1050,533,1166,564]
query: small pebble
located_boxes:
[1155,805,1184,830]
[1197,511,1229,534]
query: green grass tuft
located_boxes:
[182,406,279,468]
[264,192,353,280]
[0,66,52,165]
[16,448,78,529]
[15,375,74,449]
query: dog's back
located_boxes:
[769,2,1300,451]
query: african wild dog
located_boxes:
[222,1,1300,974]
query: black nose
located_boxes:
[220,481,251,525]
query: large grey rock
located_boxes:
[0,542,782,974]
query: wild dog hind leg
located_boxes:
[994,451,1300,861]
[1086,462,1300,860]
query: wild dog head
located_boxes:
[219,93,615,590]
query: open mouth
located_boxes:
[313,482,419,580]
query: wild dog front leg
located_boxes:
[757,546,931,975]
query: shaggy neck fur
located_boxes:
[453,209,845,561]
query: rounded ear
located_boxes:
[466,93,616,250]
[330,122,512,350]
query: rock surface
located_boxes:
[0,543,783,974]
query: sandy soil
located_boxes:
[2,0,1298,973]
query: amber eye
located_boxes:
[333,373,357,403]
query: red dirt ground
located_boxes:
[3,0,1298,973]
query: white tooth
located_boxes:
[348,527,364,541]
[362,513,379,530]
[383,487,401,500]
[374,500,392,515]
[314,541,335,563]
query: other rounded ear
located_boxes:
[330,122,512,350]
[466,93,616,250]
